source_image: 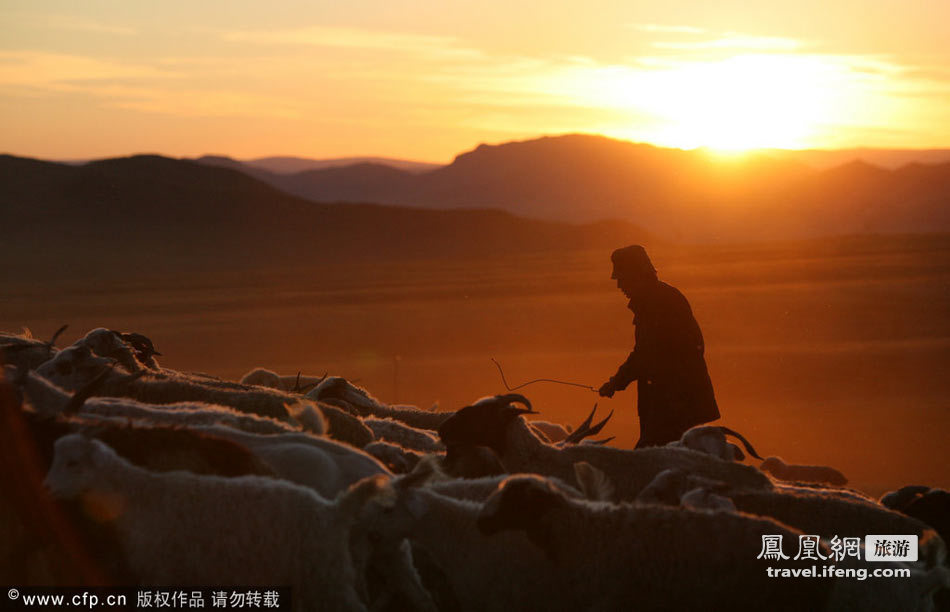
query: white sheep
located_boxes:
[727,487,937,542]
[669,425,763,462]
[307,376,451,430]
[881,486,950,558]
[772,480,877,506]
[0,326,63,371]
[441,444,507,478]
[364,440,423,474]
[36,350,315,424]
[478,475,947,612]
[355,469,554,611]
[437,394,773,499]
[43,433,381,611]
[636,465,931,541]
[425,468,594,503]
[881,485,932,511]
[364,417,444,453]
[826,563,950,612]
[529,420,571,443]
[680,486,738,511]
[761,455,848,487]
[21,410,277,480]
[306,376,389,412]
[35,344,115,389]
[240,368,326,393]
[637,468,732,507]
[352,461,622,612]
[13,367,306,436]
[189,424,391,499]
[75,328,157,372]
[313,401,376,448]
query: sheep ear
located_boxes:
[397,454,444,490]
[339,474,394,514]
[573,461,614,502]
[286,401,326,435]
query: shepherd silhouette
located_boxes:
[598,245,720,447]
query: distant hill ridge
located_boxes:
[0,153,652,278]
[191,134,950,240]
[7,133,950,245]
[193,154,441,175]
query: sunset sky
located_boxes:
[3,0,950,161]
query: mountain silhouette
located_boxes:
[188,135,948,240]
[0,153,652,278]
[766,147,950,170]
[193,154,439,177]
[246,156,440,175]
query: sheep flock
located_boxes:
[2,327,948,611]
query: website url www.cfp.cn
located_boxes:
[10,590,126,609]
[766,566,912,581]
[5,587,290,610]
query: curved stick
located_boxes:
[491,358,596,392]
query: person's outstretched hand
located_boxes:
[598,380,616,398]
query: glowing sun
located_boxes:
[651,54,840,151]
[562,53,857,152]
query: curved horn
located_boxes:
[49,324,68,348]
[562,406,614,445]
[561,404,598,445]
[585,410,614,437]
[298,372,329,395]
[497,393,535,414]
[718,426,763,461]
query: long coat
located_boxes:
[609,281,719,447]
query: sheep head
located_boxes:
[442,445,507,478]
[44,434,113,499]
[881,485,932,512]
[36,344,114,391]
[477,475,568,560]
[80,328,145,373]
[306,376,383,414]
[637,468,732,507]
[112,331,162,363]
[353,456,442,540]
[0,324,66,370]
[437,394,534,456]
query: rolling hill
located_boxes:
[193,135,950,241]
[0,153,653,279]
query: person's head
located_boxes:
[610,245,658,300]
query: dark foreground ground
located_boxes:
[3,235,948,496]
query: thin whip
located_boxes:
[491,357,597,392]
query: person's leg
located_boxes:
[634,406,689,448]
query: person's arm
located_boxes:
[599,349,640,397]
